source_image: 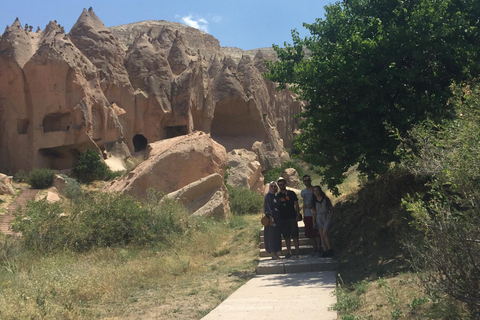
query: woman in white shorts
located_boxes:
[313,186,334,257]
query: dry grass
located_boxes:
[0,213,260,319]
[355,274,429,320]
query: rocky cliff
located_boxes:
[0,8,302,175]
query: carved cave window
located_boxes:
[91,108,102,141]
[43,113,72,133]
[166,125,188,139]
[17,119,30,134]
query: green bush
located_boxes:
[27,168,56,189]
[227,185,263,215]
[11,189,189,253]
[58,174,82,201]
[263,160,305,184]
[73,148,108,183]
[104,169,124,181]
[11,200,66,252]
[13,170,29,183]
[399,83,480,317]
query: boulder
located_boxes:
[0,173,15,195]
[53,175,68,195]
[281,168,302,189]
[44,191,62,203]
[104,131,226,199]
[165,173,230,218]
[226,149,264,193]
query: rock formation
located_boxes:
[226,149,264,193]
[0,173,14,195]
[165,173,230,218]
[104,131,226,200]
[0,8,302,178]
[281,168,302,189]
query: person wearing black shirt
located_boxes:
[277,178,301,258]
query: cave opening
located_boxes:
[133,134,148,152]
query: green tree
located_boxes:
[266,0,480,193]
[73,148,108,183]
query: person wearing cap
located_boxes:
[264,181,282,259]
[277,178,300,258]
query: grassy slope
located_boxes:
[0,197,261,320]
[331,168,470,319]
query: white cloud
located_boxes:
[211,15,223,23]
[181,15,209,33]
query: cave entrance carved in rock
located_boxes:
[37,145,77,170]
[210,99,265,151]
[133,134,148,152]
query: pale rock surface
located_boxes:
[104,141,130,171]
[104,131,226,199]
[165,173,230,218]
[0,173,15,195]
[53,175,68,195]
[44,191,62,203]
[226,149,264,193]
[1,9,302,178]
[282,168,302,189]
[104,156,127,172]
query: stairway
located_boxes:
[0,186,39,236]
[256,220,338,275]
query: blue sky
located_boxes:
[1,0,332,50]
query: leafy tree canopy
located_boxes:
[266,0,480,193]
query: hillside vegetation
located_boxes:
[330,82,480,319]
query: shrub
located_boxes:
[58,174,82,201]
[125,154,145,172]
[399,83,480,317]
[227,185,263,215]
[11,199,67,252]
[13,170,29,183]
[73,148,108,183]
[11,189,189,253]
[27,168,56,189]
[263,160,305,184]
[104,169,124,181]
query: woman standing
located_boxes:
[264,181,282,259]
[313,186,334,257]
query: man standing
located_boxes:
[301,175,321,257]
[277,178,300,258]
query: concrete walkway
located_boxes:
[202,271,337,320]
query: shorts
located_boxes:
[316,213,331,230]
[281,218,299,239]
[304,216,319,238]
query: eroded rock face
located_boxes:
[226,149,264,193]
[166,173,230,218]
[103,131,226,200]
[0,173,14,195]
[0,9,302,176]
[281,168,302,189]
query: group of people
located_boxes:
[263,175,333,260]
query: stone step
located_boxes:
[1,186,38,236]
[259,232,308,242]
[256,256,338,275]
[260,224,305,236]
[259,245,314,257]
[259,238,312,249]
